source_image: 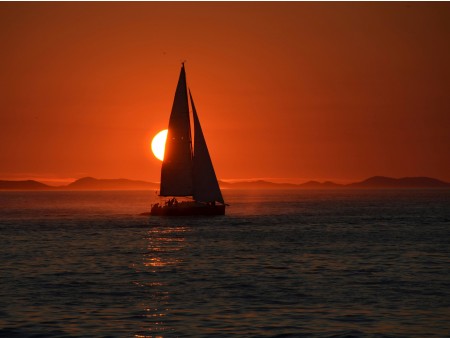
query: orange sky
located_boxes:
[1,2,450,184]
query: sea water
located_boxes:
[0,189,449,337]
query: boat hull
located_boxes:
[150,202,225,216]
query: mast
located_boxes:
[190,90,225,204]
[160,64,194,196]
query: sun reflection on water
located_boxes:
[135,225,189,337]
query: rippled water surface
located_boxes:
[1,189,449,337]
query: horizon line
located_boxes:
[1,175,449,187]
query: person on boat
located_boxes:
[166,198,178,207]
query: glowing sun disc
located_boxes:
[151,129,168,161]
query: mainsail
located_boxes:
[160,64,193,196]
[159,64,224,205]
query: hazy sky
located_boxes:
[1,2,449,184]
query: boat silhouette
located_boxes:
[150,64,226,216]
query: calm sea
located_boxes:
[0,189,449,337]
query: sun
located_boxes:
[151,129,168,161]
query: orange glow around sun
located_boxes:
[151,129,168,161]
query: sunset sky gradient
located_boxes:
[1,2,449,184]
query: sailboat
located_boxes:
[150,64,226,216]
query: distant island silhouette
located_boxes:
[346,176,450,188]
[0,176,449,190]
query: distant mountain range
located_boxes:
[0,176,449,190]
[346,176,450,188]
[0,180,52,190]
[0,177,158,191]
[65,177,158,190]
[218,179,343,189]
